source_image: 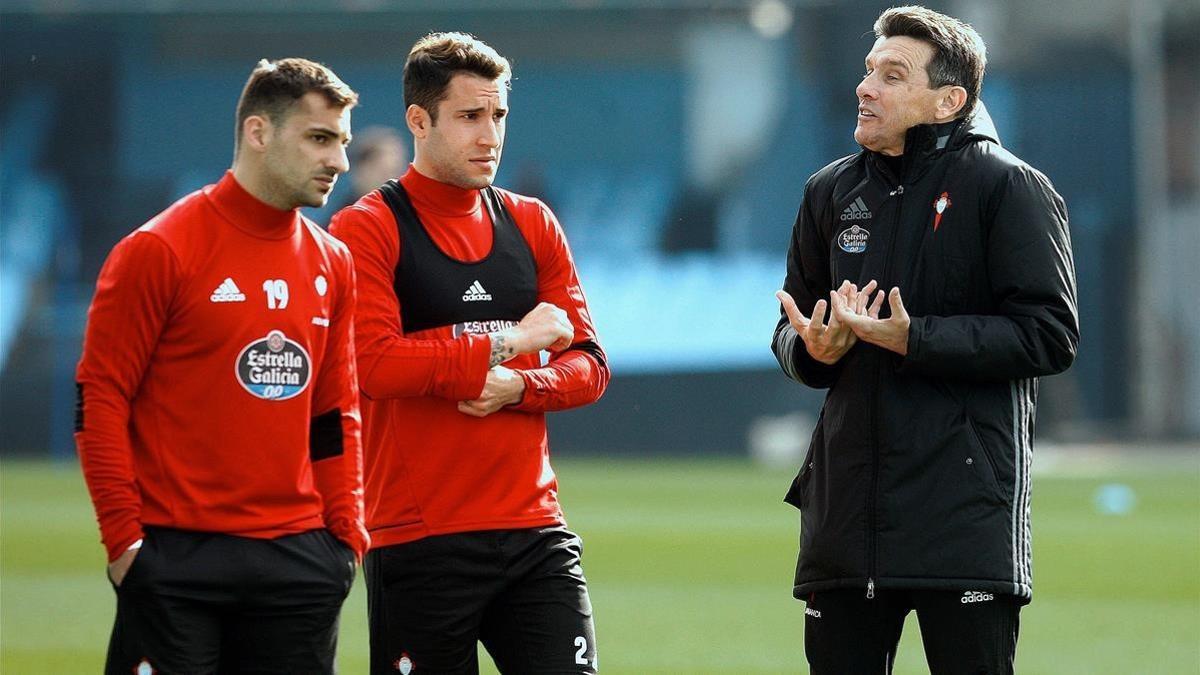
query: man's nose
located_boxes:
[479,120,501,148]
[330,144,350,174]
[856,77,876,101]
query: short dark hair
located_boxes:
[874,6,987,118]
[403,32,511,124]
[234,58,358,153]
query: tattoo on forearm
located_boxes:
[490,333,515,367]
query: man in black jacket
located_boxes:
[772,6,1078,673]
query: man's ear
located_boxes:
[241,114,273,152]
[934,86,968,121]
[406,104,432,139]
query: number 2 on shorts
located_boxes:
[574,635,589,666]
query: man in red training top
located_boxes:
[75,58,368,674]
[330,33,609,674]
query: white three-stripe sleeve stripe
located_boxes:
[1022,378,1033,594]
[1023,379,1038,589]
[775,325,803,382]
[1010,381,1021,596]
[1010,378,1036,597]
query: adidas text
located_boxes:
[210,277,246,303]
[961,591,994,604]
[805,607,822,618]
[840,196,873,221]
[462,280,492,302]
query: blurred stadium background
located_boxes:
[2,0,1197,672]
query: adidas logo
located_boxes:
[210,277,245,303]
[462,280,492,302]
[960,590,994,604]
[840,196,873,221]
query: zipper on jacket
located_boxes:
[867,179,906,600]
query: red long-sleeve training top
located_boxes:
[75,172,368,562]
[329,166,609,549]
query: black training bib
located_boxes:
[379,180,539,334]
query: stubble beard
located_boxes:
[277,179,324,210]
[438,159,494,190]
[297,181,330,209]
[260,149,320,210]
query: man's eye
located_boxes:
[464,113,477,120]
[312,135,328,144]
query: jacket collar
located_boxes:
[868,101,1000,183]
[906,101,999,154]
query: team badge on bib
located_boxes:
[235,330,311,400]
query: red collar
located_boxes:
[207,171,300,240]
[399,165,483,218]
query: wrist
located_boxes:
[514,327,533,355]
[507,371,528,406]
[893,322,911,356]
[501,327,529,354]
[489,327,525,366]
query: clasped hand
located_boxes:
[459,302,573,418]
[457,365,525,418]
[776,279,910,364]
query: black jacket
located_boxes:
[772,106,1079,602]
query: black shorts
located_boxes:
[365,526,597,674]
[802,588,1021,674]
[106,526,356,675]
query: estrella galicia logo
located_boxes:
[235,330,311,400]
[837,224,870,253]
[452,319,518,338]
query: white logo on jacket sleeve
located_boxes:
[210,277,246,302]
[315,275,328,297]
[235,330,311,400]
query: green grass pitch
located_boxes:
[2,456,1198,673]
